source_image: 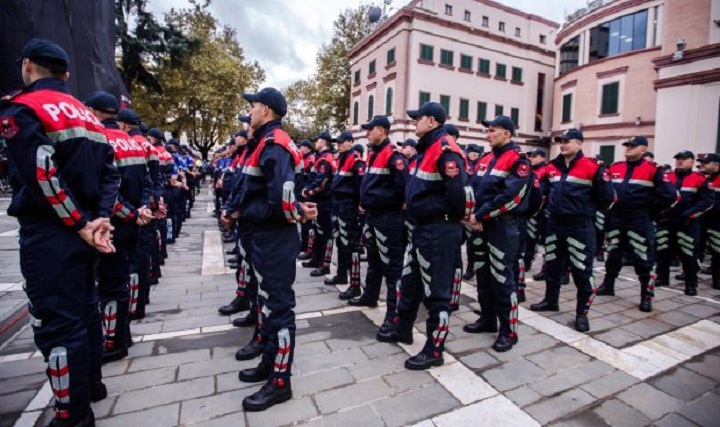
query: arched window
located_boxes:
[353,101,359,125]
[368,95,375,119]
[385,87,393,115]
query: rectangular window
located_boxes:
[540,34,547,44]
[464,10,471,22]
[353,102,359,125]
[599,145,616,165]
[369,60,376,75]
[482,16,489,27]
[459,98,469,120]
[562,93,573,122]
[515,27,521,37]
[499,22,505,32]
[460,54,473,70]
[440,49,454,66]
[559,35,580,75]
[495,104,504,117]
[440,95,451,116]
[419,91,431,107]
[445,4,452,15]
[478,58,490,74]
[354,70,360,83]
[601,82,620,115]
[511,108,520,127]
[511,66,523,83]
[589,10,648,62]
[716,97,720,152]
[535,72,545,132]
[387,48,395,65]
[496,63,506,79]
[652,6,659,46]
[477,101,487,122]
[420,44,434,61]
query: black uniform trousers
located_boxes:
[398,222,462,356]
[473,216,519,339]
[251,225,300,382]
[333,197,361,287]
[130,227,152,316]
[543,217,597,317]
[20,220,103,420]
[514,217,529,295]
[602,212,656,298]
[523,212,546,273]
[657,219,701,288]
[706,218,720,289]
[363,211,404,321]
[310,198,333,267]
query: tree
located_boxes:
[283,6,373,133]
[131,1,265,159]
[116,0,200,95]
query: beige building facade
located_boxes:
[347,0,559,149]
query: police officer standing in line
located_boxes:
[530,129,616,332]
[224,87,316,411]
[699,153,720,290]
[462,144,483,281]
[524,149,549,280]
[656,151,714,295]
[401,138,418,253]
[1,39,119,427]
[301,131,336,276]
[148,128,172,263]
[348,116,407,337]
[297,139,316,260]
[381,102,470,370]
[327,131,366,301]
[442,123,466,311]
[597,136,677,311]
[85,92,153,364]
[465,116,531,352]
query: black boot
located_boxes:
[242,378,292,412]
[235,339,264,361]
[48,409,95,427]
[492,335,515,352]
[297,252,312,261]
[239,361,272,383]
[462,267,475,281]
[532,270,546,281]
[338,286,361,300]
[301,260,321,268]
[639,297,652,312]
[596,284,615,296]
[376,329,413,344]
[529,300,559,312]
[233,313,257,328]
[310,267,330,277]
[575,315,590,332]
[517,287,526,303]
[101,346,128,364]
[561,273,570,285]
[377,319,395,334]
[218,296,249,315]
[405,352,443,370]
[675,273,686,281]
[347,297,378,308]
[463,317,498,334]
[90,381,107,403]
[324,274,348,285]
[685,286,697,296]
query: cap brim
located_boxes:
[406,110,421,120]
[673,155,691,159]
[360,123,374,130]
[481,119,495,128]
[622,141,639,147]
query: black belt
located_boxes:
[416,214,460,226]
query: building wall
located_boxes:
[662,0,712,53]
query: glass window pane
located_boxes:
[633,10,647,50]
[620,14,634,53]
[477,102,487,121]
[608,19,621,56]
[368,95,374,119]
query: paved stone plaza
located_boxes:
[0,191,719,427]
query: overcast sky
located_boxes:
[146,0,587,89]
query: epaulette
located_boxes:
[264,130,276,144]
[0,89,22,108]
[440,138,452,151]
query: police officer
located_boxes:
[530,129,616,332]
[148,128,172,263]
[165,139,184,243]
[85,93,152,366]
[348,116,407,337]
[297,139,316,260]
[442,124,466,309]
[656,151,714,295]
[380,102,470,370]
[699,153,720,290]
[224,87,316,411]
[401,138,418,253]
[524,149,549,279]
[327,131,365,301]
[597,137,677,311]
[302,131,336,276]
[465,116,531,352]
[461,144,483,282]
[1,39,119,426]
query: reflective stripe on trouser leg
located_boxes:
[431,311,450,357]
[351,252,361,288]
[128,273,139,315]
[509,292,518,338]
[322,238,333,269]
[518,259,525,289]
[451,268,461,306]
[255,266,267,342]
[307,228,315,254]
[236,259,249,297]
[274,328,291,375]
[49,347,70,419]
[581,276,598,315]
[102,300,117,349]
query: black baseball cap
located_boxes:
[298,139,313,149]
[84,91,119,113]
[528,148,546,157]
[554,128,584,142]
[238,114,251,123]
[336,131,354,143]
[311,131,333,142]
[352,143,365,154]
[482,115,515,134]
[467,143,483,154]
[361,115,391,130]
[168,138,180,146]
[116,109,142,126]
[148,128,165,141]
[242,87,287,117]
[407,102,446,124]
[444,123,460,138]
[402,138,417,148]
[233,130,248,138]
[673,150,695,160]
[622,136,648,147]
[19,39,70,73]
[643,151,655,159]
[698,153,720,163]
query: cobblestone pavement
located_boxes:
[1,190,719,427]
